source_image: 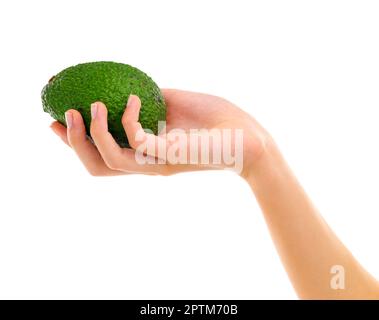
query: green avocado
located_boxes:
[41,61,166,147]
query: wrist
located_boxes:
[240,131,283,184]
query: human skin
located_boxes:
[51,89,379,299]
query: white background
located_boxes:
[0,0,378,299]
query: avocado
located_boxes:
[42,61,166,147]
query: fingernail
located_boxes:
[65,111,73,129]
[91,103,98,119]
[127,95,136,108]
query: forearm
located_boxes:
[244,138,379,299]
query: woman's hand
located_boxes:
[51,89,270,177]
[50,88,379,299]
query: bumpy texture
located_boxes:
[42,61,167,147]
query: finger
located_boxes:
[65,109,124,176]
[89,102,127,170]
[91,101,170,175]
[122,95,168,160]
[50,121,69,146]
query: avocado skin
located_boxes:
[42,61,166,148]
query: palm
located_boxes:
[161,89,265,172]
[162,89,247,132]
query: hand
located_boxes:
[50,89,269,177]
